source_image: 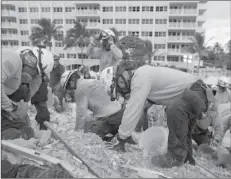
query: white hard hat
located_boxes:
[101,29,115,39]
[60,70,79,90]
[100,66,113,93]
[16,46,54,75]
[89,70,98,79]
[218,76,230,88]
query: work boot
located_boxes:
[111,136,126,152]
[151,153,184,168]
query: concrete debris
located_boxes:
[4,106,230,178]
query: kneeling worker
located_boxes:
[60,70,136,143]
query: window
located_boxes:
[55,42,63,47]
[128,31,139,36]
[119,31,126,36]
[2,41,8,46]
[41,7,50,12]
[102,19,113,24]
[20,30,29,35]
[65,7,72,12]
[129,6,140,12]
[128,19,139,24]
[2,29,17,35]
[102,6,113,12]
[59,53,65,58]
[78,53,88,59]
[2,17,16,23]
[154,44,166,49]
[18,7,27,12]
[53,7,62,12]
[156,6,167,12]
[142,19,153,24]
[19,19,28,24]
[1,5,15,11]
[66,19,75,24]
[155,19,167,24]
[155,32,166,37]
[31,19,39,24]
[22,41,29,46]
[54,19,63,24]
[142,6,154,12]
[154,56,165,61]
[141,31,153,37]
[30,7,39,12]
[67,54,77,59]
[115,6,126,12]
[115,19,126,24]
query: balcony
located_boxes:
[1,10,17,17]
[168,36,193,43]
[76,10,100,16]
[1,34,18,40]
[1,22,18,29]
[169,9,197,16]
[168,22,196,29]
[86,23,100,29]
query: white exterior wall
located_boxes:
[1,1,207,69]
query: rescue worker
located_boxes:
[214,76,231,105]
[111,60,215,168]
[87,28,123,74]
[60,70,136,143]
[1,46,54,137]
[49,54,65,106]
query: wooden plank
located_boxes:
[1,140,79,178]
[44,121,100,178]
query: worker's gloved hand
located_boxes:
[210,139,220,150]
[110,136,126,152]
[10,101,29,119]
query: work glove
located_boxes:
[10,101,29,120]
[107,135,137,152]
[210,139,220,150]
[107,36,114,45]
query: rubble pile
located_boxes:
[4,106,230,178]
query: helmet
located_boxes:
[89,70,98,79]
[60,70,80,91]
[217,76,230,88]
[100,29,115,40]
[16,46,54,75]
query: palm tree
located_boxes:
[188,32,214,74]
[64,21,91,65]
[30,18,63,50]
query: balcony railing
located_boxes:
[169,23,196,29]
[169,9,197,15]
[168,36,193,41]
[76,10,100,15]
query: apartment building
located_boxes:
[1,1,207,70]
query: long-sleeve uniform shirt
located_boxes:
[2,50,42,112]
[75,79,121,123]
[218,103,231,135]
[118,65,200,139]
[87,43,123,74]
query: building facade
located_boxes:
[1,1,207,70]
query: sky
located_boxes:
[204,1,230,49]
